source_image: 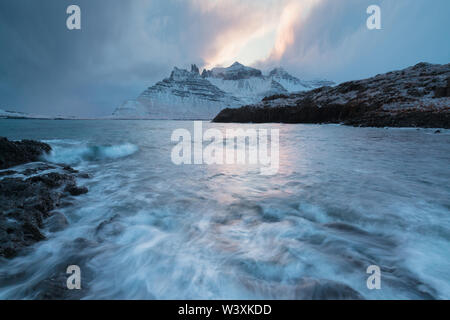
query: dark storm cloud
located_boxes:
[0,0,206,117]
[1,0,449,117]
[0,0,143,116]
[0,0,277,117]
[258,0,450,83]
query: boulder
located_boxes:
[0,139,89,258]
[213,62,450,128]
[0,137,51,169]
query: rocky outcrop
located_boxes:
[204,62,262,80]
[0,137,51,169]
[213,62,450,128]
[433,76,450,98]
[112,66,240,120]
[0,137,89,259]
[268,67,335,91]
[190,64,200,75]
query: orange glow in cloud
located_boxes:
[271,1,302,60]
[190,0,322,69]
[270,0,322,61]
[192,0,280,69]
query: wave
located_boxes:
[43,142,138,165]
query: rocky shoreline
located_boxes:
[213,62,450,128]
[0,137,89,259]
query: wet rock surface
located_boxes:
[0,137,52,169]
[0,137,89,259]
[213,62,450,128]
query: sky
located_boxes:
[0,0,449,117]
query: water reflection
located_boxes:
[0,120,448,299]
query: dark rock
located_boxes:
[434,130,441,134]
[0,137,51,169]
[0,176,54,257]
[58,201,74,208]
[205,62,263,80]
[338,81,365,94]
[0,207,47,258]
[33,248,93,299]
[412,62,432,70]
[22,221,46,241]
[434,87,448,98]
[201,69,212,78]
[23,168,40,176]
[22,164,55,176]
[0,170,16,177]
[324,222,370,236]
[213,62,450,128]
[45,212,69,232]
[0,174,88,258]
[262,94,289,102]
[95,214,120,234]
[27,172,75,188]
[64,184,88,196]
[0,140,90,258]
[407,88,424,97]
[36,274,76,300]
[190,64,199,75]
[35,271,88,300]
[214,104,377,124]
[77,173,90,179]
[434,77,450,98]
[447,77,450,96]
[63,166,79,174]
[95,214,123,241]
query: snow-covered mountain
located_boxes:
[0,109,33,119]
[112,62,335,120]
[268,67,335,92]
[202,62,263,80]
[213,62,450,128]
[113,66,239,120]
[204,62,289,106]
[0,108,79,120]
[0,109,53,119]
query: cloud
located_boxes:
[190,0,282,69]
[269,0,322,61]
[0,0,448,117]
[259,0,450,81]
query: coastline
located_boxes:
[0,120,448,299]
[0,138,89,259]
[213,62,450,129]
[1,118,449,130]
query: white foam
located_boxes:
[43,143,138,165]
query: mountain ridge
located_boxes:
[112,62,334,120]
[213,62,450,128]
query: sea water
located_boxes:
[0,119,449,299]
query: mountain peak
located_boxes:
[268,67,301,83]
[114,61,336,120]
[268,67,289,77]
[170,66,198,81]
[206,62,262,80]
[191,64,200,75]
